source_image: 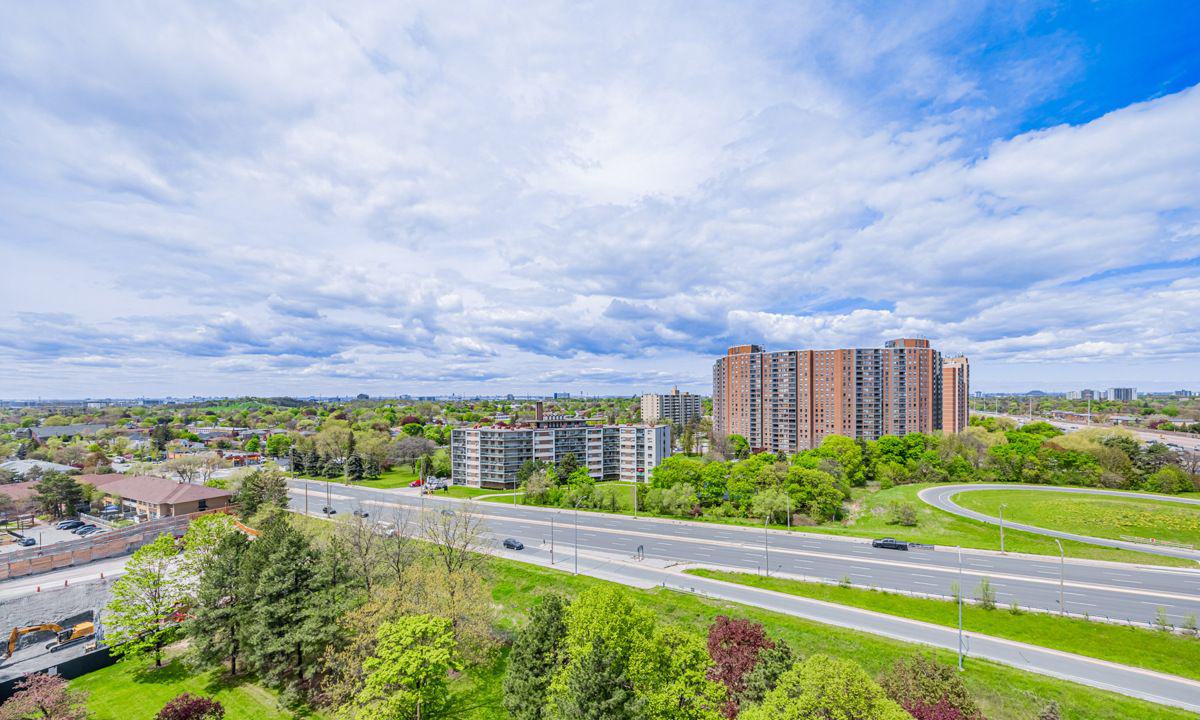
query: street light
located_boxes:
[574,498,585,575]
[956,546,964,671]
[999,503,1007,554]
[764,514,770,577]
[1054,538,1065,616]
[550,516,555,566]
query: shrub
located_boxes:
[887,502,918,526]
[975,578,996,610]
[878,654,982,720]
[156,693,225,720]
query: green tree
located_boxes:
[352,615,460,720]
[503,594,569,720]
[33,472,85,519]
[740,641,795,707]
[728,435,751,460]
[179,513,237,600]
[235,465,289,517]
[739,655,909,720]
[556,453,581,480]
[551,637,644,720]
[106,534,185,667]
[266,433,292,458]
[188,532,250,674]
[243,436,261,453]
[347,453,365,483]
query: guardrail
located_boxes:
[1119,535,1195,550]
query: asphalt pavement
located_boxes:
[289,480,1200,627]
[921,484,1200,560]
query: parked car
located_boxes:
[871,537,909,551]
[57,520,84,530]
[16,537,35,547]
[440,509,455,517]
[502,538,524,550]
[71,524,98,535]
[352,509,369,518]
[322,506,337,515]
[409,479,423,487]
[76,526,101,537]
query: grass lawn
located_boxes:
[684,568,1200,681]
[485,482,1192,567]
[438,485,514,499]
[70,651,319,720]
[952,489,1200,548]
[486,558,1196,720]
[294,466,419,489]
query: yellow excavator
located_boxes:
[4,621,96,660]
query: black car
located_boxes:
[16,537,35,547]
[352,509,369,518]
[871,537,909,551]
[72,524,98,535]
[322,506,338,515]
[77,526,101,537]
[502,538,524,551]
[58,520,85,530]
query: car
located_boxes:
[871,537,909,551]
[502,538,524,550]
[439,509,455,517]
[57,520,84,530]
[322,506,338,515]
[72,524,98,535]
[352,509,369,518]
[76,526,101,537]
[16,537,35,547]
[409,479,423,487]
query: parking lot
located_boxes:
[0,524,102,554]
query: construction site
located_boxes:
[0,575,113,688]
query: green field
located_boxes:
[685,568,1200,681]
[485,559,1193,720]
[953,489,1200,549]
[294,466,419,489]
[70,653,313,720]
[486,482,1192,567]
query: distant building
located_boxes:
[17,424,107,443]
[78,474,232,518]
[640,388,704,427]
[0,459,76,478]
[1066,389,1096,401]
[1107,387,1138,402]
[941,356,970,434]
[451,420,671,489]
[552,392,571,399]
[713,339,945,453]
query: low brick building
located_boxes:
[78,474,232,518]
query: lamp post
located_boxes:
[957,546,964,671]
[786,495,791,531]
[999,503,1007,554]
[764,515,770,577]
[325,478,331,514]
[550,516,555,566]
[1054,538,1065,616]
[574,498,584,575]
[633,482,638,518]
[304,481,308,515]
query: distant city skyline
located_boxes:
[2,4,1198,398]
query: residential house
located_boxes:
[78,474,233,518]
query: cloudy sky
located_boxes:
[1,2,1198,399]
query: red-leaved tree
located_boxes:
[155,693,224,720]
[706,615,774,718]
[0,673,88,720]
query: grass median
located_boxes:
[684,567,1200,682]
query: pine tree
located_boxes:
[346,453,364,483]
[189,532,250,674]
[504,595,569,720]
[239,515,321,688]
[550,637,643,720]
[289,447,304,475]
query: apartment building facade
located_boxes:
[451,422,671,489]
[942,356,970,434]
[713,339,952,453]
[640,387,704,426]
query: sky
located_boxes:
[1,1,1198,399]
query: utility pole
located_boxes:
[325,478,330,513]
[633,482,638,518]
[574,500,581,575]
[957,546,964,671]
[764,515,770,577]
[999,503,1007,554]
[304,480,308,515]
[786,495,791,530]
[1055,538,1065,616]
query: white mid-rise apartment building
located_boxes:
[452,420,671,489]
[640,387,704,426]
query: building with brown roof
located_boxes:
[77,474,232,519]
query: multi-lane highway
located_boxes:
[976,411,1200,452]
[921,484,1200,560]
[288,479,1200,627]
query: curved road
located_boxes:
[919,484,1200,561]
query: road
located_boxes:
[492,543,1200,714]
[289,480,1200,627]
[921,484,1200,560]
[977,411,1200,451]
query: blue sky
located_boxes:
[1,1,1198,398]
